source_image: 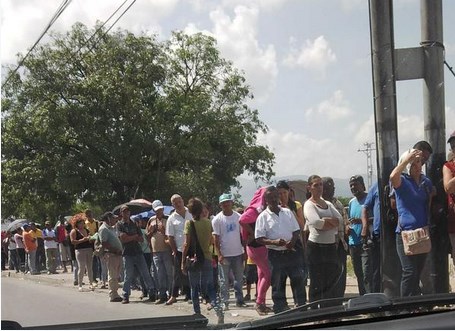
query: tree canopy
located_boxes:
[1,24,274,220]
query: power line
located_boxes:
[82,0,131,54]
[1,0,72,88]
[445,60,455,78]
[90,0,137,49]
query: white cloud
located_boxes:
[1,0,178,64]
[258,128,366,179]
[355,107,455,155]
[221,0,288,12]
[199,5,278,103]
[283,35,336,79]
[305,90,352,120]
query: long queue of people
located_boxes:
[2,133,455,326]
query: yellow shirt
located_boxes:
[85,219,99,236]
[31,229,43,239]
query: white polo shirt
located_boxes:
[212,211,243,257]
[255,206,300,251]
[165,208,193,252]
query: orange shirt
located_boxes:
[23,231,37,252]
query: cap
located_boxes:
[349,175,365,186]
[152,200,164,211]
[45,221,51,225]
[22,224,31,229]
[100,212,116,222]
[120,205,129,212]
[276,180,290,190]
[448,130,455,143]
[219,193,234,204]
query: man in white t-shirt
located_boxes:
[165,194,192,305]
[212,193,246,309]
[255,186,306,314]
[42,221,59,274]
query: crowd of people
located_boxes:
[2,132,455,325]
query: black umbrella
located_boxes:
[6,219,30,232]
[112,199,153,216]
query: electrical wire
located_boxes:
[89,0,136,51]
[80,0,130,54]
[445,60,455,78]
[1,0,72,88]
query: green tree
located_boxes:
[1,24,274,220]
[156,31,274,204]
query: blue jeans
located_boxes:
[219,254,244,304]
[153,251,174,299]
[188,258,222,316]
[396,234,427,297]
[138,252,156,296]
[269,249,307,312]
[122,254,155,299]
[371,235,381,293]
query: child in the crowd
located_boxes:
[244,255,258,302]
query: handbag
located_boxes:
[401,225,431,256]
[185,221,205,271]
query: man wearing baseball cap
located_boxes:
[43,221,58,274]
[99,212,123,302]
[117,205,156,304]
[146,200,173,304]
[22,224,39,275]
[347,175,371,295]
[212,193,246,310]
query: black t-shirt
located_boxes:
[116,219,143,256]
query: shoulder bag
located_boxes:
[401,226,431,255]
[185,221,205,271]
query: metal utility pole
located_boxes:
[357,142,376,189]
[369,0,448,297]
[368,0,401,298]
[421,0,448,294]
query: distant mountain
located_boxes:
[232,175,358,206]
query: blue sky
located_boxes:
[2,0,454,183]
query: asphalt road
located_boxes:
[0,272,266,328]
[1,277,197,328]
